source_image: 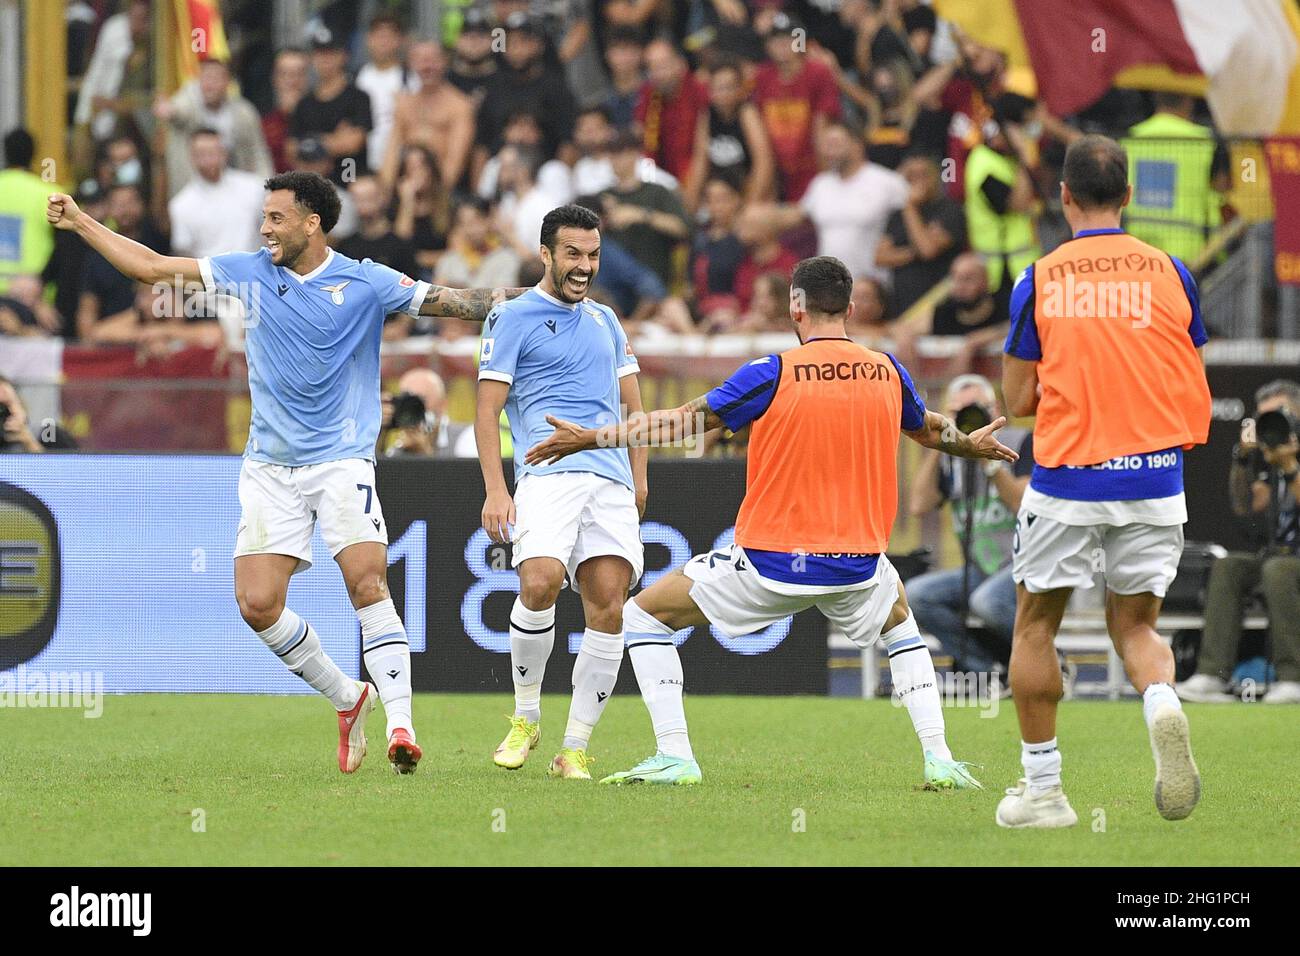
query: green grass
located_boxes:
[1,694,1295,866]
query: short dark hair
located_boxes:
[1063,134,1129,211]
[368,11,405,33]
[792,256,853,317]
[605,26,646,47]
[576,104,613,126]
[264,170,341,232]
[540,204,601,251]
[454,195,491,219]
[4,128,35,168]
[709,55,743,79]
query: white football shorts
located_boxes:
[234,457,388,573]
[683,544,902,648]
[511,471,644,590]
[1012,511,1184,596]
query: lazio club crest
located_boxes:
[321,280,350,306]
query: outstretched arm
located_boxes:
[903,409,1019,463]
[47,193,201,285]
[525,393,724,466]
[419,285,528,322]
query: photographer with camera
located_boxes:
[379,367,470,458]
[908,374,1034,677]
[1177,380,1300,704]
[0,374,78,453]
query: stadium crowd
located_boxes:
[1,0,1234,365]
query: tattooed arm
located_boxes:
[419,285,528,321]
[904,409,1019,463]
[524,393,725,466]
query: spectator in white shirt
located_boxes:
[476,111,576,205]
[757,118,908,281]
[354,13,417,173]
[569,105,678,197]
[495,144,562,259]
[168,129,266,257]
[155,58,272,198]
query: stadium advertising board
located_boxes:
[0,456,824,695]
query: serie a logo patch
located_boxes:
[0,482,60,669]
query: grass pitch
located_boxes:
[1,694,1294,866]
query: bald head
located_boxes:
[398,367,446,414]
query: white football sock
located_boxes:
[563,628,624,750]
[624,598,693,760]
[257,608,358,710]
[883,612,951,760]
[1142,681,1181,729]
[359,598,412,740]
[1022,738,1062,794]
[510,598,555,723]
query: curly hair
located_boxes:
[264,170,342,233]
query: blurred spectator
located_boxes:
[0,129,60,295]
[875,151,966,315]
[435,197,522,291]
[477,14,577,159]
[0,276,62,338]
[588,235,669,325]
[93,131,150,196]
[477,111,576,204]
[761,119,907,281]
[1122,91,1224,263]
[0,374,78,452]
[496,144,561,258]
[907,374,1033,676]
[337,175,419,278]
[289,26,373,185]
[168,130,266,257]
[685,57,776,211]
[132,282,223,360]
[447,8,499,105]
[602,0,662,35]
[381,368,469,457]
[540,0,611,110]
[391,146,452,277]
[42,182,108,335]
[1178,381,1300,704]
[912,37,1009,201]
[964,110,1040,293]
[860,61,920,169]
[910,252,1010,375]
[581,129,690,290]
[848,275,893,341]
[566,105,680,198]
[602,26,647,131]
[73,0,153,148]
[571,106,620,195]
[356,13,418,175]
[635,38,708,184]
[262,49,310,173]
[155,58,272,198]
[736,272,792,333]
[691,173,746,315]
[77,184,169,344]
[732,206,799,313]
[382,40,475,194]
[753,12,840,201]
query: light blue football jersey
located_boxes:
[477,286,639,490]
[200,247,429,465]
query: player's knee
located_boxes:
[236,586,284,631]
[586,600,624,634]
[519,577,561,611]
[346,572,388,609]
[1260,557,1298,591]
